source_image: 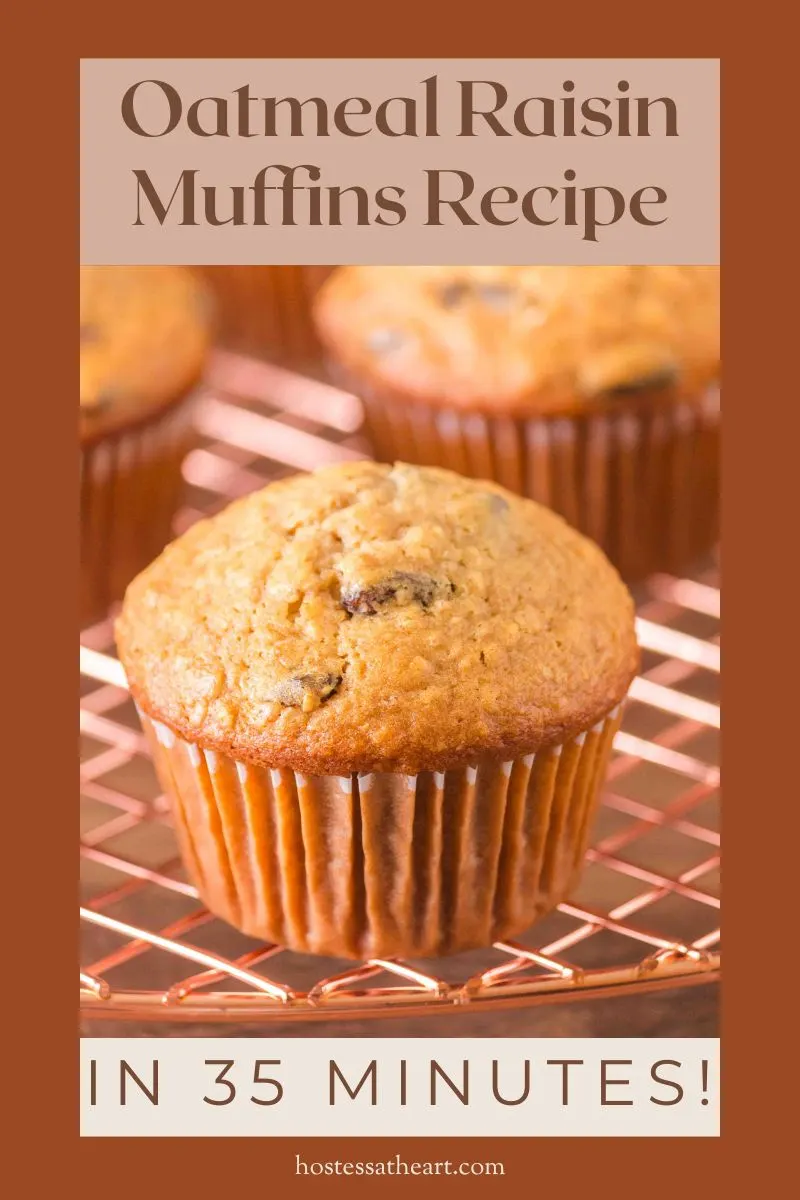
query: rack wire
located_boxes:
[80,350,720,1023]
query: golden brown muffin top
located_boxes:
[117,462,637,775]
[314,265,720,416]
[80,266,211,442]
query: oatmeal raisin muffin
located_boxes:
[80,266,211,624]
[314,266,720,580]
[117,461,638,958]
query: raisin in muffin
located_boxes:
[80,265,211,624]
[314,266,720,580]
[193,266,331,367]
[116,461,638,959]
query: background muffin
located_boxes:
[80,265,211,624]
[116,461,638,959]
[194,266,331,368]
[314,266,720,581]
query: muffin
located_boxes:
[80,266,211,624]
[194,266,331,367]
[116,461,638,959]
[314,266,720,581]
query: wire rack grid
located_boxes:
[80,351,720,1023]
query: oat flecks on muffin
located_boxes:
[116,462,638,775]
[79,266,210,433]
[314,265,720,414]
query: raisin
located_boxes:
[439,281,471,308]
[607,367,679,395]
[341,571,447,615]
[270,673,342,708]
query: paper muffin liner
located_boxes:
[138,704,622,959]
[195,267,331,367]
[343,375,719,582]
[80,397,195,625]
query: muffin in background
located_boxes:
[80,266,211,625]
[116,461,638,959]
[194,266,331,367]
[314,266,720,581]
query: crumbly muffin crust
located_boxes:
[80,266,211,442]
[314,266,720,416]
[117,462,637,774]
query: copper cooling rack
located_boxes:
[80,351,720,1023]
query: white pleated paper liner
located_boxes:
[139,704,622,959]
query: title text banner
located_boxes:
[80,58,719,264]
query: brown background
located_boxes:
[8,0,785,1190]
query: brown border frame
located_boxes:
[11,0,791,1188]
